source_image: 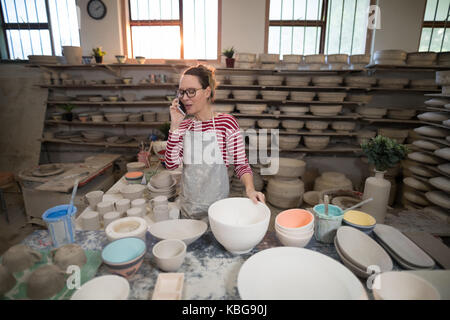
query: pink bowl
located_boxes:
[275,209,314,231]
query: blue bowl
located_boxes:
[102,237,146,278]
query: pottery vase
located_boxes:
[361,170,391,224]
[226,58,235,68]
[62,112,73,121]
[95,56,103,63]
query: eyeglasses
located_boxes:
[176,87,203,99]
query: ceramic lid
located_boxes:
[336,226,393,272]
[373,224,435,269]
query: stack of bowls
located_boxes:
[101,237,146,278]
[125,172,144,184]
[312,76,343,87]
[230,75,255,86]
[105,113,129,122]
[257,75,284,86]
[257,119,280,129]
[348,54,371,69]
[302,54,326,70]
[278,135,301,150]
[279,105,309,115]
[232,90,259,100]
[373,50,407,65]
[261,90,289,101]
[310,105,342,116]
[82,131,104,141]
[275,209,315,247]
[378,128,409,144]
[377,78,410,89]
[407,52,437,66]
[289,92,316,102]
[236,104,267,115]
[306,120,329,133]
[148,172,176,199]
[285,76,310,86]
[344,76,377,88]
[237,118,256,129]
[215,89,231,100]
[281,120,304,132]
[356,106,387,118]
[213,104,235,114]
[314,172,353,191]
[317,92,347,102]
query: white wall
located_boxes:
[76,0,124,62]
[372,0,426,53]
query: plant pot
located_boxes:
[226,58,235,68]
[62,112,73,122]
[95,56,103,64]
[361,170,391,224]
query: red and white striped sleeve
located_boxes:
[164,119,191,170]
[222,115,253,179]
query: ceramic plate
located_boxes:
[438,163,450,175]
[425,191,450,209]
[148,219,207,245]
[70,275,130,300]
[336,226,393,273]
[373,224,435,269]
[434,148,450,161]
[428,177,450,193]
[334,237,370,279]
[237,247,368,300]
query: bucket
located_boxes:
[313,204,343,244]
[43,204,77,248]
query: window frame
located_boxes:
[264,0,375,56]
[419,0,450,52]
[124,0,222,62]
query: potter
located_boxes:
[165,65,265,220]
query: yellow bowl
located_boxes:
[343,210,376,227]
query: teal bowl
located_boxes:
[101,237,146,278]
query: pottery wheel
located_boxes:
[31,164,65,177]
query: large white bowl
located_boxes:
[373,272,440,300]
[148,219,207,245]
[208,197,270,254]
[70,275,130,300]
[237,247,368,300]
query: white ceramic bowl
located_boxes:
[148,219,207,245]
[208,198,270,254]
[105,217,148,242]
[373,272,440,300]
[120,184,146,200]
[275,227,314,248]
[70,275,130,300]
[152,239,187,272]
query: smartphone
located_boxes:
[178,100,186,115]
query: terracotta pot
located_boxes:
[226,58,235,68]
[361,171,391,224]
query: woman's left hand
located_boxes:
[246,189,266,204]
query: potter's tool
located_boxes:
[342,198,373,214]
[68,179,80,214]
[324,195,329,215]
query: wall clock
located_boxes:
[87,0,107,20]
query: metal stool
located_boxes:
[0,172,15,223]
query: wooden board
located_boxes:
[35,154,121,192]
[374,224,435,269]
[403,231,450,270]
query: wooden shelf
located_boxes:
[361,118,423,124]
[40,83,178,89]
[426,107,450,113]
[29,63,188,69]
[247,145,362,153]
[41,138,139,148]
[215,98,362,105]
[231,113,361,120]
[47,100,170,106]
[279,130,357,136]
[366,64,450,71]
[421,121,450,130]
[215,68,364,75]
[424,93,450,98]
[45,120,166,126]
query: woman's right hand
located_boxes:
[169,98,185,131]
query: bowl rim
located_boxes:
[101,237,146,265]
[343,210,377,227]
[275,224,314,239]
[152,239,187,260]
[208,197,271,229]
[70,275,130,300]
[275,209,314,230]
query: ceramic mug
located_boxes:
[81,211,100,230]
[153,205,169,222]
[103,211,121,227]
[115,198,131,215]
[127,207,144,218]
[131,198,147,212]
[85,191,104,210]
[97,201,114,217]
[168,207,180,220]
[150,195,168,208]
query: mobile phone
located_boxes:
[178,100,186,115]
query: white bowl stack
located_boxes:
[281,54,303,70]
[326,54,349,70]
[274,210,315,247]
[147,172,177,199]
[258,53,280,70]
[407,52,437,66]
[235,53,257,69]
[301,54,326,70]
[373,50,407,65]
[265,158,306,209]
[405,104,450,220]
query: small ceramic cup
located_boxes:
[131,198,147,212]
[81,211,100,230]
[115,198,131,215]
[97,201,114,217]
[103,211,121,228]
[85,191,104,210]
[152,239,187,272]
[153,205,169,222]
[150,195,168,208]
[168,207,180,220]
[127,207,144,218]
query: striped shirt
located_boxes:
[164,113,253,179]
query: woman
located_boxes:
[165,64,265,220]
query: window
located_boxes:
[266,0,372,57]
[0,0,80,60]
[128,0,219,60]
[419,0,450,52]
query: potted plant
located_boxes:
[360,135,409,223]
[222,47,235,68]
[59,104,75,121]
[92,47,106,63]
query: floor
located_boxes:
[0,189,43,255]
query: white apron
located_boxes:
[180,115,229,221]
